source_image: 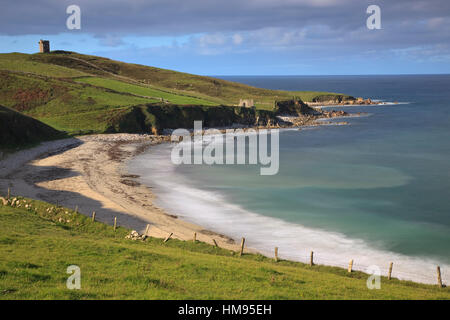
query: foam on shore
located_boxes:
[129,143,449,285]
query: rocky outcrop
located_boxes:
[125,230,147,241]
[307,96,377,107]
[0,197,8,206]
[274,99,320,116]
[103,98,365,135]
[322,110,349,118]
[0,197,34,210]
[105,104,281,134]
[311,94,352,104]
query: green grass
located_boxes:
[0,51,353,135]
[75,76,218,106]
[0,71,157,134]
[28,52,351,105]
[36,107,129,134]
[0,53,87,78]
[0,105,65,150]
[0,198,448,300]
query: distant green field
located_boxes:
[75,76,218,106]
[1,198,448,300]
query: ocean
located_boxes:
[128,75,450,284]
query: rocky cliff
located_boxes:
[274,99,320,116]
[105,104,279,134]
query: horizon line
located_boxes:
[2,52,449,78]
[209,73,450,77]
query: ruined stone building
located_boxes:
[39,40,50,53]
[239,99,254,108]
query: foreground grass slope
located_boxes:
[0,197,448,300]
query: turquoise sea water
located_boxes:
[129,75,450,283]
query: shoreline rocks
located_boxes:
[322,110,349,118]
[125,230,147,241]
[307,97,378,107]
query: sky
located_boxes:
[0,0,449,75]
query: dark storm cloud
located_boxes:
[1,0,449,56]
[0,0,448,35]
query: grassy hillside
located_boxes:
[29,51,347,106]
[74,76,218,106]
[0,196,448,300]
[0,53,88,78]
[0,70,156,134]
[0,105,64,151]
[0,51,352,135]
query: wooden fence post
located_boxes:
[213,239,218,247]
[91,211,96,222]
[310,251,314,266]
[7,188,10,200]
[388,262,393,280]
[437,266,443,288]
[75,205,78,213]
[348,259,353,273]
[239,238,245,256]
[193,232,197,242]
[274,247,279,262]
[164,232,173,243]
[113,217,117,231]
[145,224,150,237]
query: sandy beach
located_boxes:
[0,113,358,254]
[0,134,241,251]
[1,125,449,285]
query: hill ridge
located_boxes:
[0,51,351,137]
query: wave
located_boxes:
[379,101,411,105]
[129,144,449,285]
[320,101,411,108]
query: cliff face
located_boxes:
[311,94,355,103]
[105,98,325,134]
[105,104,278,134]
[274,99,319,116]
[307,95,377,107]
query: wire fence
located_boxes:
[140,221,448,287]
[136,221,448,287]
[266,248,447,286]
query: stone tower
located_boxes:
[39,40,50,53]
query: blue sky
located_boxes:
[1,0,449,75]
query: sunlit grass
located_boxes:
[0,198,448,300]
[75,77,218,106]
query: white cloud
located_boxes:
[232,33,243,45]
